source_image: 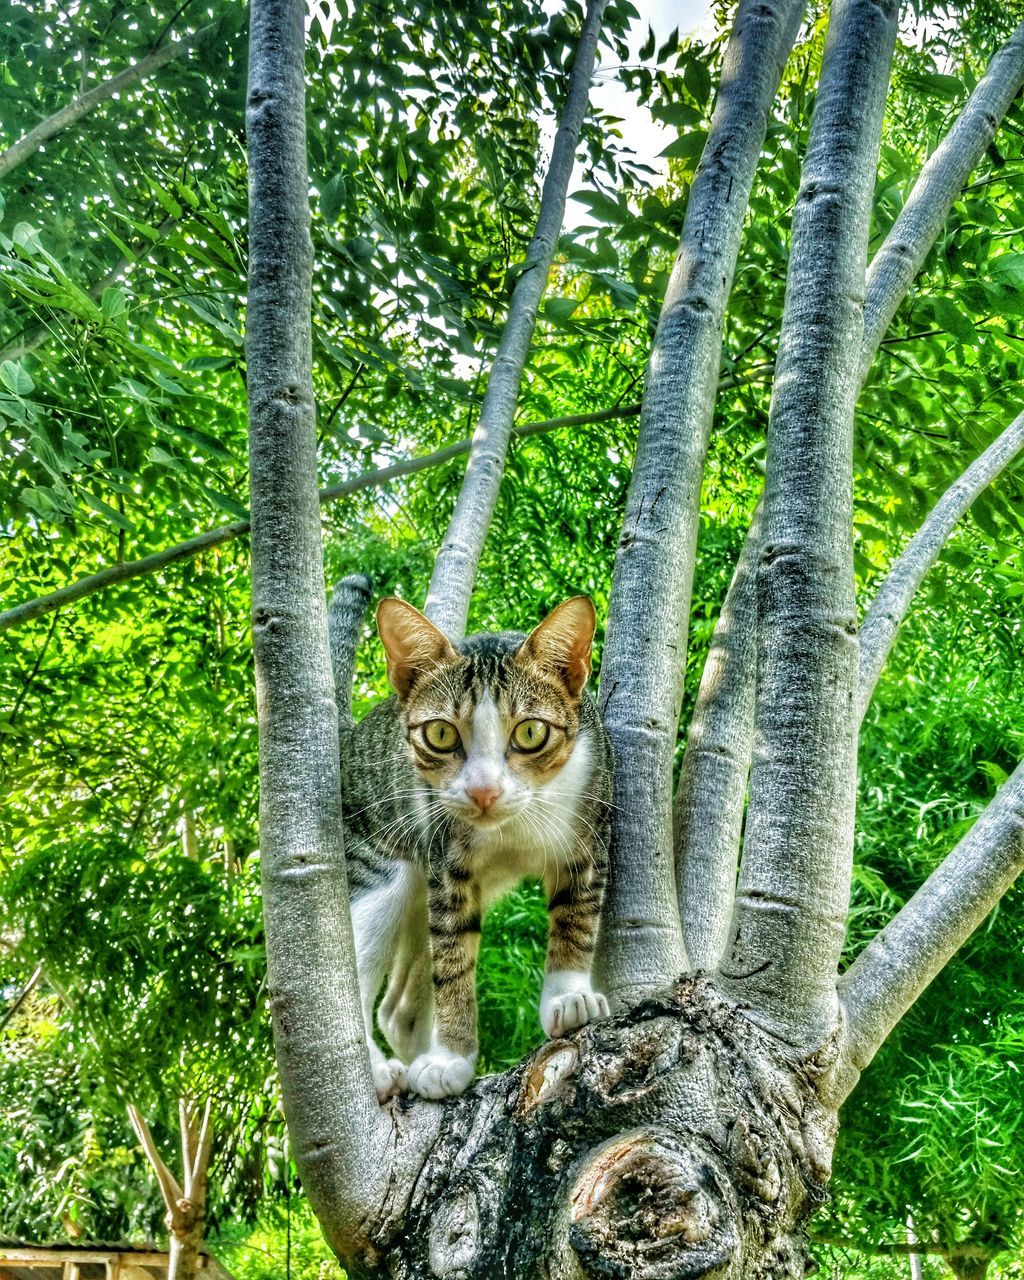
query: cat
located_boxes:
[329,576,612,1101]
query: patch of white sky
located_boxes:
[551,0,717,231]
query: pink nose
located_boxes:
[466,784,503,812]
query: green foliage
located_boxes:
[1,0,1024,1271]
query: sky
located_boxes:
[563,0,718,228]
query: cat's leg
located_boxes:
[406,868,481,1100]
[379,949,433,1061]
[541,856,609,1037]
[377,869,433,1062]
[350,862,417,1101]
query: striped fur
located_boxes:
[330,591,612,1101]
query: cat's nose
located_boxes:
[466,783,503,812]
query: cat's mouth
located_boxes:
[449,799,522,829]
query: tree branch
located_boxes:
[860,20,1024,378]
[245,0,388,1254]
[672,21,1024,968]
[675,503,761,970]
[810,1231,1000,1262]
[127,1104,184,1211]
[595,0,806,1007]
[838,757,1024,1082]
[0,27,213,181]
[423,0,610,641]
[858,407,1024,721]
[718,0,898,1047]
[0,403,639,635]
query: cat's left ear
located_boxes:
[517,596,595,697]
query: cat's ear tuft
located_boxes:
[518,596,595,697]
[376,599,457,698]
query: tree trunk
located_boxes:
[167,1202,206,1280]
[364,978,836,1279]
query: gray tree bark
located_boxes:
[244,0,390,1257]
[424,0,610,641]
[675,504,760,970]
[672,17,1024,960]
[596,0,805,1007]
[718,0,899,1047]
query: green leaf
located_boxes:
[990,253,1024,288]
[0,361,33,397]
[101,287,127,321]
[544,298,580,323]
[683,56,711,107]
[659,130,707,163]
[573,191,627,224]
[931,297,976,345]
[319,174,348,225]
[80,492,136,533]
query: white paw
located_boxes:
[541,971,610,1038]
[372,1057,407,1102]
[407,1051,475,1100]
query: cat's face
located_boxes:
[376,597,595,829]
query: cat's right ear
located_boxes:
[376,599,458,699]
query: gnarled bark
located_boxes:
[367,978,837,1279]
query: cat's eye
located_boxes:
[511,719,549,752]
[423,719,460,752]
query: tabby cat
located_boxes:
[330,578,612,1101]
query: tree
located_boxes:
[243,0,1024,1277]
[4,0,1024,1275]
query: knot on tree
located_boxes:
[382,979,840,1277]
[569,1129,735,1277]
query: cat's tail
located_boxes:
[328,574,373,726]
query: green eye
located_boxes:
[423,720,460,752]
[512,719,549,752]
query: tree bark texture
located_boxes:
[719,0,898,1048]
[596,0,805,1008]
[675,505,761,972]
[424,0,610,642]
[0,27,212,180]
[245,0,388,1253]
[363,978,838,1280]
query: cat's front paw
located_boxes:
[541,971,610,1038]
[407,1050,475,1099]
[372,1056,408,1103]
